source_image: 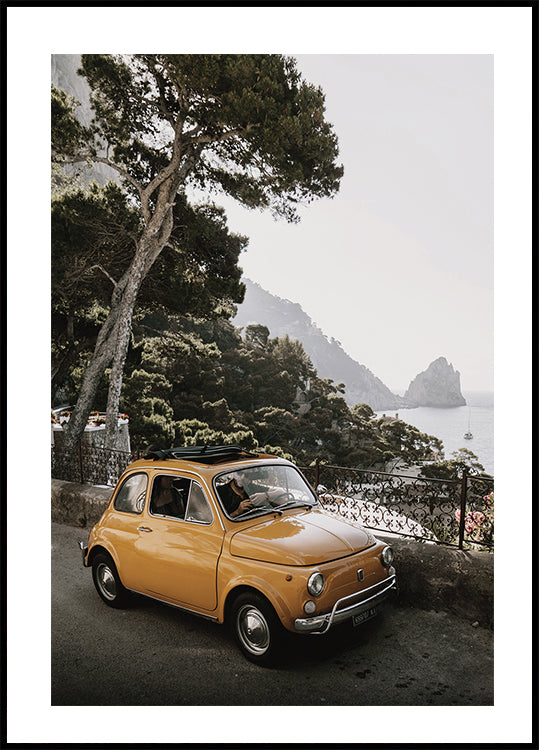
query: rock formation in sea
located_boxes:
[404,357,466,407]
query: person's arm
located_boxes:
[267,488,281,503]
[230,497,253,517]
[248,487,281,505]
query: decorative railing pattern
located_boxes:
[300,462,494,551]
[51,442,135,487]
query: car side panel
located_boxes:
[90,510,147,591]
[216,551,310,631]
[131,515,225,610]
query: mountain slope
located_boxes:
[233,280,403,410]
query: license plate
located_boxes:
[352,607,377,627]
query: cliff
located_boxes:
[233,280,404,411]
[52,54,116,185]
[404,357,466,407]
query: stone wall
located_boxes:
[52,479,113,529]
[376,534,493,627]
[52,479,493,628]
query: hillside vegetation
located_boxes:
[56,312,446,468]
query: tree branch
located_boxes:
[54,150,145,199]
[88,264,119,288]
[91,156,144,195]
[146,56,177,127]
[190,123,259,146]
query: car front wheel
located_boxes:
[230,592,285,666]
[92,552,130,608]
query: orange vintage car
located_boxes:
[79,445,396,665]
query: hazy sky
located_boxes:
[216,54,494,392]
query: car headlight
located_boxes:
[381,546,394,567]
[307,572,325,596]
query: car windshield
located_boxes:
[214,464,317,521]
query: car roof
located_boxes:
[124,445,290,477]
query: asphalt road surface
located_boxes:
[52,522,493,706]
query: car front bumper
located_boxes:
[78,540,89,567]
[294,567,397,634]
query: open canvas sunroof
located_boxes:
[143,445,260,464]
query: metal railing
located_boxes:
[51,442,135,487]
[300,461,494,551]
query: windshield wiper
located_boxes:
[235,506,276,521]
[236,500,315,521]
[273,500,314,512]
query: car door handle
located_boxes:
[137,526,153,533]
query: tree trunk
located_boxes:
[102,182,177,451]
[59,333,115,453]
[103,260,144,451]
[62,166,184,454]
[102,326,128,452]
[60,285,125,452]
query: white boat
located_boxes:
[464,409,473,440]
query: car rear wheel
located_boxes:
[230,592,285,666]
[92,553,130,608]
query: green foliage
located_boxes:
[51,185,246,404]
[420,448,486,479]
[51,184,246,323]
[261,445,295,462]
[51,182,140,404]
[153,198,247,318]
[174,419,258,451]
[52,182,140,314]
[62,54,343,222]
[351,403,375,421]
[244,324,270,349]
[51,85,92,159]
[114,312,448,471]
[51,54,343,443]
[129,397,176,448]
[379,420,444,466]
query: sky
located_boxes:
[5,4,533,747]
[215,54,494,393]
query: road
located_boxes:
[52,522,493,706]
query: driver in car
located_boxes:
[218,470,285,518]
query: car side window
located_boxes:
[150,475,190,519]
[113,473,148,514]
[185,481,213,524]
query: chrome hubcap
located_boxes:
[237,605,270,655]
[97,563,117,601]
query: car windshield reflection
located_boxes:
[214,464,317,521]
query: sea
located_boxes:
[376,391,494,476]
